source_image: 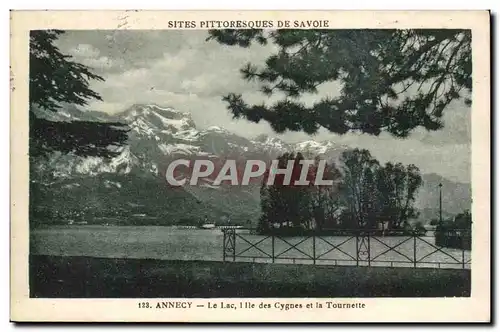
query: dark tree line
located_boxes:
[434,209,472,249]
[258,148,423,234]
[259,152,318,230]
[432,209,472,229]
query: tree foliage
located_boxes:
[208,29,471,137]
[340,148,380,228]
[259,152,313,231]
[258,148,424,233]
[30,117,128,158]
[453,209,472,229]
[340,149,423,229]
[29,30,128,158]
[309,156,343,230]
[434,209,472,249]
[376,162,423,228]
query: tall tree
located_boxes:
[340,149,380,228]
[259,152,313,231]
[208,29,471,137]
[376,162,422,229]
[309,157,343,230]
[29,30,128,158]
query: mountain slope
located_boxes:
[417,173,472,215]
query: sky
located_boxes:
[55,30,471,184]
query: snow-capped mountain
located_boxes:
[34,103,348,179]
[31,103,471,225]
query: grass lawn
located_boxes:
[30,255,471,298]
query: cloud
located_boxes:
[84,56,125,70]
[68,43,100,58]
[67,43,125,71]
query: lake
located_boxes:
[30,225,471,269]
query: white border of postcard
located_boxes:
[10,10,491,323]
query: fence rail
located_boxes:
[222,228,471,269]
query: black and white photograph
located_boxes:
[10,10,491,323]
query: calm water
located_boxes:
[31,225,471,269]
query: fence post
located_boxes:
[232,229,236,262]
[222,229,226,262]
[367,234,371,267]
[272,234,275,263]
[356,232,359,267]
[462,230,466,269]
[413,232,417,268]
[312,234,316,265]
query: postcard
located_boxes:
[10,10,490,323]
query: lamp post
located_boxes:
[438,183,443,224]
